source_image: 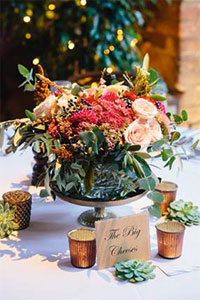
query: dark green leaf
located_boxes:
[164,156,176,169]
[149,94,166,102]
[126,145,141,152]
[181,110,188,121]
[148,68,159,85]
[173,114,183,125]
[84,163,94,194]
[171,131,181,142]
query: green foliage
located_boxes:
[25,109,36,121]
[1,0,163,78]
[115,260,156,283]
[167,200,200,226]
[0,201,19,239]
[17,65,36,92]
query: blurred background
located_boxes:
[1,0,200,127]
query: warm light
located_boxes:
[80,0,87,6]
[48,3,56,10]
[81,15,87,22]
[23,16,31,23]
[25,33,31,39]
[117,35,123,41]
[94,54,99,61]
[130,38,138,48]
[109,45,115,51]
[117,29,123,35]
[46,10,55,19]
[60,45,67,52]
[26,9,33,16]
[91,82,98,88]
[68,42,75,50]
[104,49,110,55]
[32,58,40,65]
[107,67,113,74]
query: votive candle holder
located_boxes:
[68,228,96,268]
[155,181,178,215]
[156,221,185,259]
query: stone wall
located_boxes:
[139,0,200,128]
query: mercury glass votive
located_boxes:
[155,181,178,215]
[3,190,32,230]
[156,221,185,259]
[68,228,96,268]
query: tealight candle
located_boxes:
[155,181,178,215]
[68,228,96,268]
[156,221,185,259]
[3,190,32,230]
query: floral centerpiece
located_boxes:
[11,55,188,216]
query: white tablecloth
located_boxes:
[0,148,200,300]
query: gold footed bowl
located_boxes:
[55,190,147,227]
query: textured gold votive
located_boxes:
[68,228,96,268]
[3,190,32,230]
[155,181,178,215]
[156,221,185,259]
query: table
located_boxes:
[0,146,200,300]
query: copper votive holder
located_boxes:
[3,190,32,230]
[68,228,96,268]
[156,221,185,259]
[155,181,178,215]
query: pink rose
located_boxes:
[33,94,57,119]
[124,120,152,150]
[149,120,163,143]
[132,98,157,120]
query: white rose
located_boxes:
[149,120,163,143]
[132,98,157,120]
[33,94,57,119]
[124,120,152,151]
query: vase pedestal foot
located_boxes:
[78,207,117,228]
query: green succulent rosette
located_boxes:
[114,260,156,283]
[167,200,200,226]
[0,201,19,239]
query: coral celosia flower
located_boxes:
[70,109,98,131]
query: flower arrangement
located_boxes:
[11,55,188,212]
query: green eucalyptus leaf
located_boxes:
[147,191,164,203]
[40,189,49,198]
[148,204,161,218]
[17,64,29,77]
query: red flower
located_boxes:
[70,109,98,130]
[99,92,119,102]
[124,91,137,101]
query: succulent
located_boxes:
[0,200,19,239]
[167,200,200,226]
[114,260,156,283]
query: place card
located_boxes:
[95,212,150,269]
